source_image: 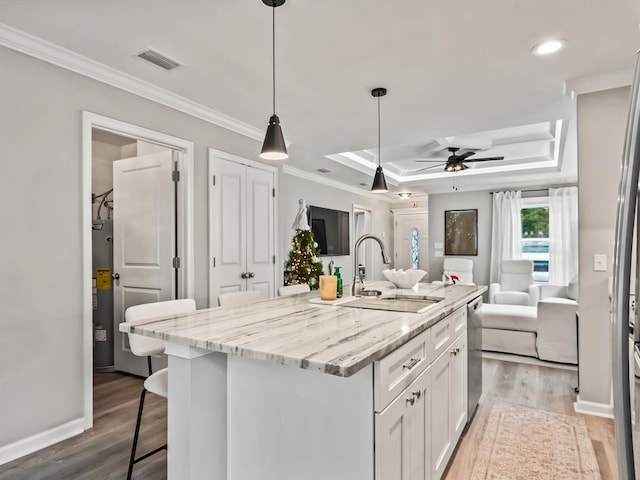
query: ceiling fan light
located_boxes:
[371,166,388,193]
[260,115,288,160]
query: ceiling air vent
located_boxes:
[136,49,181,71]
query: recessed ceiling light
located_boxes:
[531,39,567,56]
[398,193,413,199]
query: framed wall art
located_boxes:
[444,209,478,256]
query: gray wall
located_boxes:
[279,174,394,288]
[576,86,630,407]
[0,45,267,449]
[427,191,493,289]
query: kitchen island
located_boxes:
[120,283,486,480]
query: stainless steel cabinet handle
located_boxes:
[413,390,421,400]
[406,396,415,406]
[450,348,459,356]
[402,357,420,370]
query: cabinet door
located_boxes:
[430,348,452,480]
[375,367,431,480]
[449,333,468,444]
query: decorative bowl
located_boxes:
[382,269,427,289]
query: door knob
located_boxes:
[248,272,255,279]
[241,272,249,279]
[112,273,120,280]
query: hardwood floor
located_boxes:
[445,358,619,479]
[0,373,167,480]
[0,359,617,479]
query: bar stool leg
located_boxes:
[127,388,147,480]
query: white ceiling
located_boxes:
[1,0,638,197]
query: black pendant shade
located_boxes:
[261,115,288,160]
[260,0,288,161]
[371,166,389,193]
[370,87,388,193]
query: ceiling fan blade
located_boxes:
[415,159,448,163]
[454,151,475,161]
[464,156,505,162]
[415,163,446,172]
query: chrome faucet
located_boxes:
[352,234,392,296]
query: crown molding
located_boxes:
[281,165,394,203]
[0,22,264,141]
[564,68,633,98]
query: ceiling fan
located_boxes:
[415,147,505,172]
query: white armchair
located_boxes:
[536,283,579,364]
[489,259,539,306]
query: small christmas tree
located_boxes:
[285,199,324,289]
[285,229,324,289]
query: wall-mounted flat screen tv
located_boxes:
[307,205,350,256]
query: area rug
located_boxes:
[470,401,601,480]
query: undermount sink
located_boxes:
[339,292,444,314]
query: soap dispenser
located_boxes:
[334,266,343,298]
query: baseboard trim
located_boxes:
[0,418,85,466]
[574,396,614,419]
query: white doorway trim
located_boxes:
[353,204,373,282]
[81,111,195,429]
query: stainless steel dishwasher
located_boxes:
[466,296,483,427]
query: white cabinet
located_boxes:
[375,306,468,480]
[431,332,468,480]
[375,366,431,480]
[208,150,276,305]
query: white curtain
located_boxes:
[490,191,523,283]
[548,186,579,284]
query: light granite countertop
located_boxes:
[120,283,487,377]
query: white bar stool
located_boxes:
[218,290,263,306]
[124,298,196,480]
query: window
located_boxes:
[521,198,549,283]
[410,227,420,270]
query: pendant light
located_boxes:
[260,0,288,161]
[370,87,388,193]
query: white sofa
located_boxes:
[478,282,579,364]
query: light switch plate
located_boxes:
[434,250,443,258]
[594,254,607,272]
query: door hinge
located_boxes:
[173,257,181,268]
[212,175,216,186]
[172,170,180,182]
[272,188,275,198]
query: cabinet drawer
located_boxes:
[430,306,467,361]
[374,328,431,412]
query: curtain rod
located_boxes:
[490,183,577,195]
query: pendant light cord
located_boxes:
[272,4,276,115]
[377,96,381,167]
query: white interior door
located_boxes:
[113,151,175,376]
[209,152,276,306]
[394,212,429,271]
[246,165,275,298]
[211,158,247,299]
